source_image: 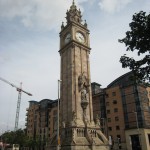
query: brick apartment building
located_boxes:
[92,71,150,150]
[26,99,57,149]
[26,72,150,150]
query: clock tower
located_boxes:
[59,1,93,128]
[49,1,110,150]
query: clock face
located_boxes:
[65,33,71,44]
[76,32,85,43]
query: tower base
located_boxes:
[46,126,110,150]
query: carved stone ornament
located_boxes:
[78,72,89,100]
[78,72,90,126]
[72,111,77,125]
[78,73,89,111]
[95,114,101,127]
[62,121,66,128]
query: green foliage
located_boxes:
[1,130,48,149]
[1,129,30,148]
[119,11,150,83]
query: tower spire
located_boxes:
[70,0,76,11]
[72,0,75,5]
[66,0,82,24]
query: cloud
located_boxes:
[0,0,69,29]
[0,0,70,30]
[0,0,89,31]
[98,0,132,13]
[0,54,11,64]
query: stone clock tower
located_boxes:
[49,1,110,150]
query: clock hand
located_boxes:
[79,37,83,40]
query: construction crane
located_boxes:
[0,77,32,131]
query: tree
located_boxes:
[1,129,29,148]
[119,11,150,83]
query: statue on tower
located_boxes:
[78,72,90,101]
[78,72,90,122]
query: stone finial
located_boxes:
[61,22,64,30]
[72,111,77,121]
[95,114,101,127]
[72,0,75,5]
[72,111,77,125]
[84,20,88,28]
[62,121,65,128]
[70,0,76,10]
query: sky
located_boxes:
[0,0,149,133]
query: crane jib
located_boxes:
[0,77,32,131]
[17,88,22,92]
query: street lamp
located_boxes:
[57,79,62,150]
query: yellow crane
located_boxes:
[0,77,32,131]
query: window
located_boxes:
[108,127,112,131]
[106,102,109,106]
[115,116,119,121]
[53,110,57,115]
[107,110,110,114]
[106,94,109,98]
[53,116,57,131]
[112,92,116,96]
[107,118,111,122]
[116,126,120,130]
[148,134,150,145]
[114,108,118,112]
[113,100,117,104]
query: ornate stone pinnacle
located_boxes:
[70,1,76,11]
[61,22,64,30]
[72,0,75,5]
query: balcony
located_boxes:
[26,108,29,111]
